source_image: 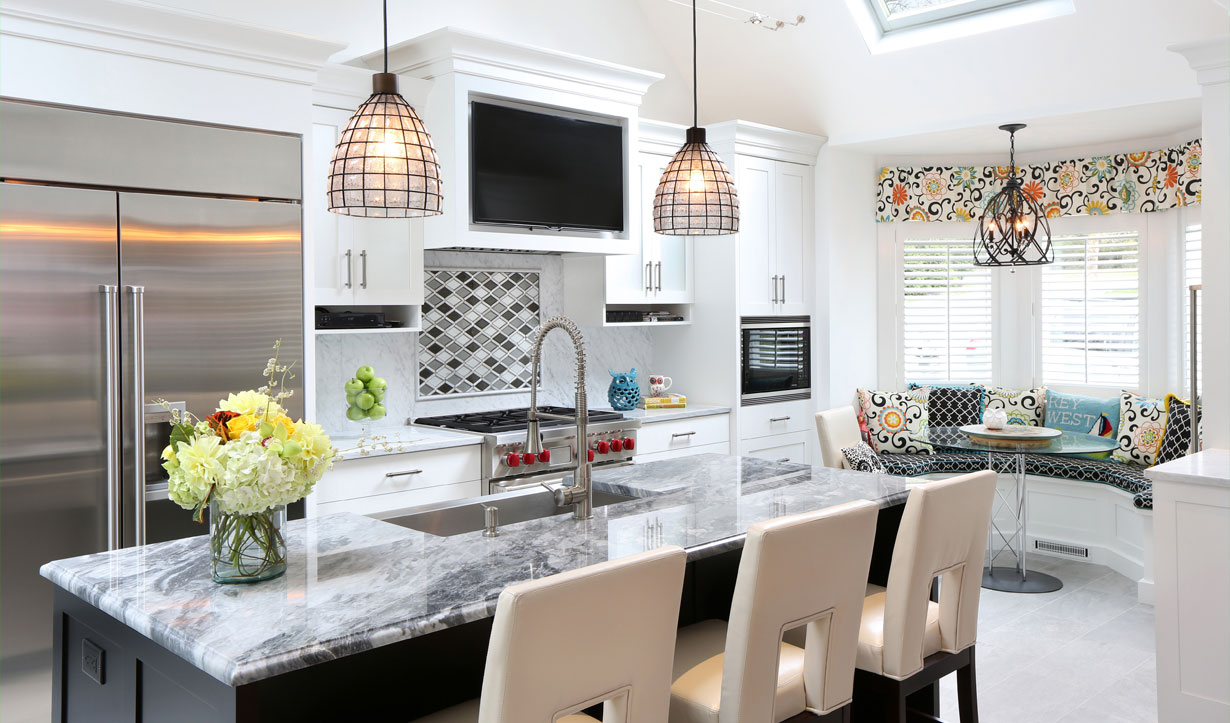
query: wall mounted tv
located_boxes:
[470,101,624,232]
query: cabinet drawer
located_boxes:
[316,480,482,518]
[739,399,812,440]
[635,441,730,463]
[316,445,481,503]
[738,430,810,464]
[637,414,730,455]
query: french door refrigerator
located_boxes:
[0,101,303,721]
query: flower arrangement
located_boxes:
[159,340,336,583]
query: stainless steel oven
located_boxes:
[740,316,811,405]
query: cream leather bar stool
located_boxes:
[669,500,880,723]
[853,470,996,722]
[418,545,687,723]
[815,406,864,469]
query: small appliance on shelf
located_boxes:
[314,307,402,330]
[605,309,687,324]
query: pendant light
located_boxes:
[974,124,1052,266]
[652,0,739,235]
[327,0,442,218]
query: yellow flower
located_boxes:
[272,415,296,438]
[218,390,283,419]
[226,414,260,438]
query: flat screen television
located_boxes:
[470,101,624,232]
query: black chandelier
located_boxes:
[974,123,1052,267]
[652,0,739,235]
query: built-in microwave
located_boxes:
[740,316,811,406]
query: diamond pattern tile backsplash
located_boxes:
[418,269,541,398]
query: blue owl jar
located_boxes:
[607,369,640,411]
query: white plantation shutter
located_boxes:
[902,238,993,384]
[1184,224,1202,393]
[1040,232,1140,387]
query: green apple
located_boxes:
[366,403,386,421]
[355,365,375,383]
[343,377,365,394]
[355,391,376,410]
[369,388,385,402]
[366,377,387,391]
[346,405,366,421]
[345,392,357,405]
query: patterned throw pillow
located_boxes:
[1113,391,1167,466]
[1044,389,1118,460]
[857,388,933,455]
[985,386,1045,426]
[841,442,886,472]
[1151,394,1200,467]
[927,386,984,428]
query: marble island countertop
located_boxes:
[41,454,913,688]
[329,424,482,460]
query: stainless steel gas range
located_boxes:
[415,407,640,494]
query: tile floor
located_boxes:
[939,555,1156,723]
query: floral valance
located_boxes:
[876,139,1201,222]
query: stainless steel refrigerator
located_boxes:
[0,100,304,720]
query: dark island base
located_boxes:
[53,504,939,722]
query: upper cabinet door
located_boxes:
[774,161,809,315]
[606,153,655,303]
[311,114,353,306]
[350,217,423,307]
[736,155,777,316]
[644,153,693,304]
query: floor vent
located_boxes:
[1035,539,1088,558]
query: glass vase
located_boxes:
[209,499,287,584]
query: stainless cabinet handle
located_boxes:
[344,249,352,289]
[776,457,791,463]
[360,249,368,289]
[780,275,786,304]
[769,416,791,422]
[646,262,653,293]
[100,285,122,551]
[771,275,779,304]
[671,431,696,439]
[654,261,662,292]
[385,469,423,478]
[129,285,146,546]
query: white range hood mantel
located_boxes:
[351,27,664,255]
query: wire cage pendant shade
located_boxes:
[974,124,1052,266]
[327,2,442,218]
[652,0,739,235]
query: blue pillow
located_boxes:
[1044,390,1118,459]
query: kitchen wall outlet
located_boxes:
[81,638,105,685]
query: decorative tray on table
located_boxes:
[958,424,1062,448]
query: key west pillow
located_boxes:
[985,386,1045,426]
[841,442,887,472]
[1151,394,1201,467]
[857,388,933,455]
[1044,390,1118,459]
[1113,391,1167,466]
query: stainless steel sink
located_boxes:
[382,487,641,537]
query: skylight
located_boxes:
[844,0,1074,53]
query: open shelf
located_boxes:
[314,305,422,334]
[315,327,418,336]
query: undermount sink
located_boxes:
[383,486,641,537]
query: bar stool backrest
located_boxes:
[721,499,880,720]
[881,471,996,679]
[477,545,687,723]
[815,406,864,469]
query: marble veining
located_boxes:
[41,454,912,687]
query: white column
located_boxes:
[1172,36,1230,450]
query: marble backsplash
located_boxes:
[314,250,653,437]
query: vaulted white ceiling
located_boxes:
[144,0,1226,153]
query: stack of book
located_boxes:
[641,394,686,410]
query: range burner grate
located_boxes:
[415,406,625,434]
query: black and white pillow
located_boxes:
[841,442,887,472]
[928,386,984,428]
[985,386,1046,426]
[1152,394,1201,467]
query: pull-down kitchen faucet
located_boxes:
[524,316,593,520]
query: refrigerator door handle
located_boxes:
[101,285,122,551]
[128,285,147,546]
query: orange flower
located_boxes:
[1022,180,1044,201]
[891,184,908,206]
[1164,166,1179,188]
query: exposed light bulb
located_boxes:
[687,169,706,192]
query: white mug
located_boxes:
[648,375,672,396]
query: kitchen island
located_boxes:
[42,454,917,721]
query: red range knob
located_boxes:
[538,450,551,463]
[623,437,635,450]
[522,452,536,466]
[597,440,610,454]
[587,449,595,462]
[611,438,623,452]
[506,453,520,467]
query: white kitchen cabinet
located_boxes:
[312,443,482,517]
[606,151,694,305]
[738,430,810,464]
[311,106,424,309]
[636,414,730,458]
[735,155,811,317]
